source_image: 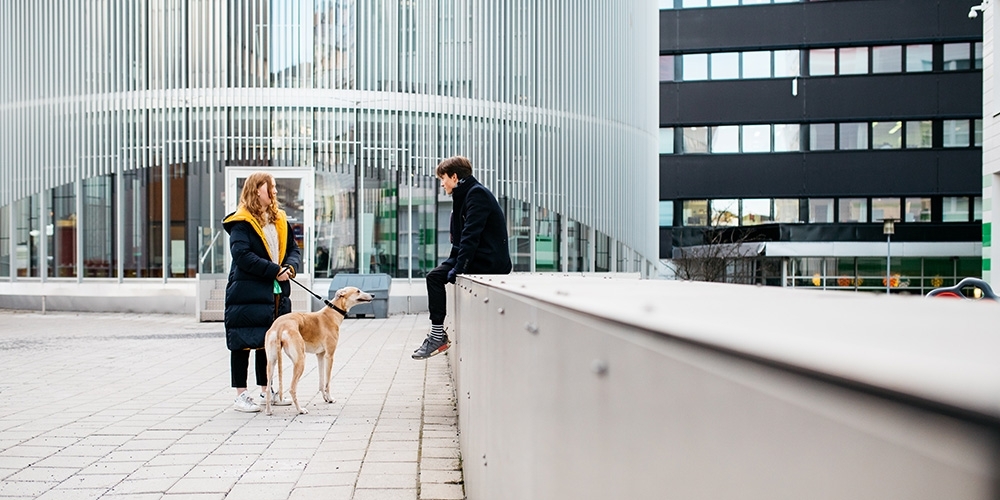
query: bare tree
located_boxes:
[666,209,768,284]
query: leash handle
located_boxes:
[286,274,349,316]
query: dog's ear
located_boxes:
[335,288,347,298]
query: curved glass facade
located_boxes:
[0,1,658,308]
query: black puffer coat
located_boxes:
[222,207,301,351]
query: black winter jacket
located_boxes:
[222,207,301,351]
[447,176,512,275]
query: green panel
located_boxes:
[985,174,993,188]
[984,258,991,272]
[984,222,992,247]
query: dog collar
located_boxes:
[323,299,348,317]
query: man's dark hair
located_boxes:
[436,156,473,179]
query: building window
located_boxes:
[810,123,835,151]
[774,50,800,77]
[942,196,970,222]
[0,204,7,277]
[659,55,675,82]
[710,199,739,226]
[904,198,931,222]
[871,45,902,73]
[839,122,869,150]
[838,47,869,75]
[872,121,902,149]
[683,200,709,226]
[809,198,834,223]
[742,51,772,79]
[975,42,983,69]
[943,119,971,147]
[871,198,901,221]
[774,199,801,223]
[659,201,674,227]
[741,199,772,225]
[774,124,801,152]
[659,128,675,154]
[943,42,972,71]
[974,197,983,221]
[838,198,868,223]
[711,126,740,153]
[809,48,836,76]
[905,44,933,72]
[682,53,708,81]
[905,120,932,148]
[683,127,709,153]
[975,119,983,147]
[711,52,740,80]
[741,124,771,153]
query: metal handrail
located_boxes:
[199,230,224,267]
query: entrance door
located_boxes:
[224,168,314,276]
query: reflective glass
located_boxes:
[47,183,77,278]
[871,45,902,73]
[872,121,902,149]
[942,196,970,222]
[683,127,709,153]
[0,204,7,276]
[742,51,771,79]
[974,197,983,221]
[711,126,739,153]
[905,121,932,148]
[710,199,739,226]
[838,198,868,223]
[809,48,836,76]
[975,119,983,147]
[14,195,39,277]
[871,198,900,221]
[682,0,708,6]
[659,201,674,226]
[683,54,708,81]
[905,44,933,72]
[838,47,868,75]
[774,199,801,223]
[809,123,835,151]
[711,0,738,6]
[83,175,117,278]
[567,221,590,272]
[943,119,970,147]
[659,55,675,82]
[711,52,740,80]
[741,199,772,225]
[774,124,800,152]
[809,198,834,223]
[839,122,869,150]
[774,50,800,77]
[535,207,559,271]
[943,43,971,71]
[683,200,708,226]
[741,124,771,153]
[660,128,675,154]
[975,42,983,69]
[315,168,357,277]
[904,198,931,222]
[122,166,160,278]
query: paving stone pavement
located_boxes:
[0,310,465,500]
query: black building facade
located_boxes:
[659,0,983,293]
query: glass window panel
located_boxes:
[683,127,709,153]
[838,198,868,223]
[711,0,738,5]
[47,183,77,278]
[741,199,772,225]
[83,175,117,278]
[682,0,708,6]
[904,197,931,222]
[974,197,983,221]
[810,123,835,151]
[871,45,902,73]
[774,50,800,77]
[838,47,869,75]
[742,0,769,4]
[710,125,739,153]
[942,196,970,222]
[711,52,740,80]
[871,198,901,222]
[924,258,956,289]
[809,48,836,76]
[659,0,674,8]
[905,120,932,148]
[683,200,709,226]
[742,51,771,79]
[943,119,971,147]
[774,124,800,152]
[839,122,869,150]
[659,201,674,227]
[943,42,971,71]
[809,198,834,223]
[741,124,771,153]
[15,195,40,277]
[975,119,983,147]
[957,257,982,279]
[659,55,675,82]
[710,199,739,226]
[774,199,801,223]
[906,44,933,72]
[682,53,708,81]
[0,204,7,277]
[659,128,674,154]
[975,42,983,69]
[872,121,902,149]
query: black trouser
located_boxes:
[426,261,455,325]
[231,349,268,388]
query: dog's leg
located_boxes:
[289,340,308,414]
[264,329,278,416]
[318,352,335,403]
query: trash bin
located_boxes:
[329,273,392,318]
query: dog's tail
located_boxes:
[276,330,284,399]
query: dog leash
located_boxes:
[283,274,350,317]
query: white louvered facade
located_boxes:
[0,1,658,312]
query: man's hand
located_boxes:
[447,268,457,284]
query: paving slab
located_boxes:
[0,310,465,499]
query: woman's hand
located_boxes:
[276,266,292,282]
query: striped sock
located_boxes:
[429,324,446,342]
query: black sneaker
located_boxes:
[412,335,451,360]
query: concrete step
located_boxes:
[210,289,225,299]
[200,310,224,322]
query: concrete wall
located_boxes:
[450,274,1000,500]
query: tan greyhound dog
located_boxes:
[264,286,373,415]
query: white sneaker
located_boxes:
[233,391,261,413]
[261,388,291,407]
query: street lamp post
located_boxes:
[882,218,898,295]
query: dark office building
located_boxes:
[658,0,983,294]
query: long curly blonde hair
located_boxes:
[239,172,280,225]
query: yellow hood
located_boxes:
[223,206,289,263]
